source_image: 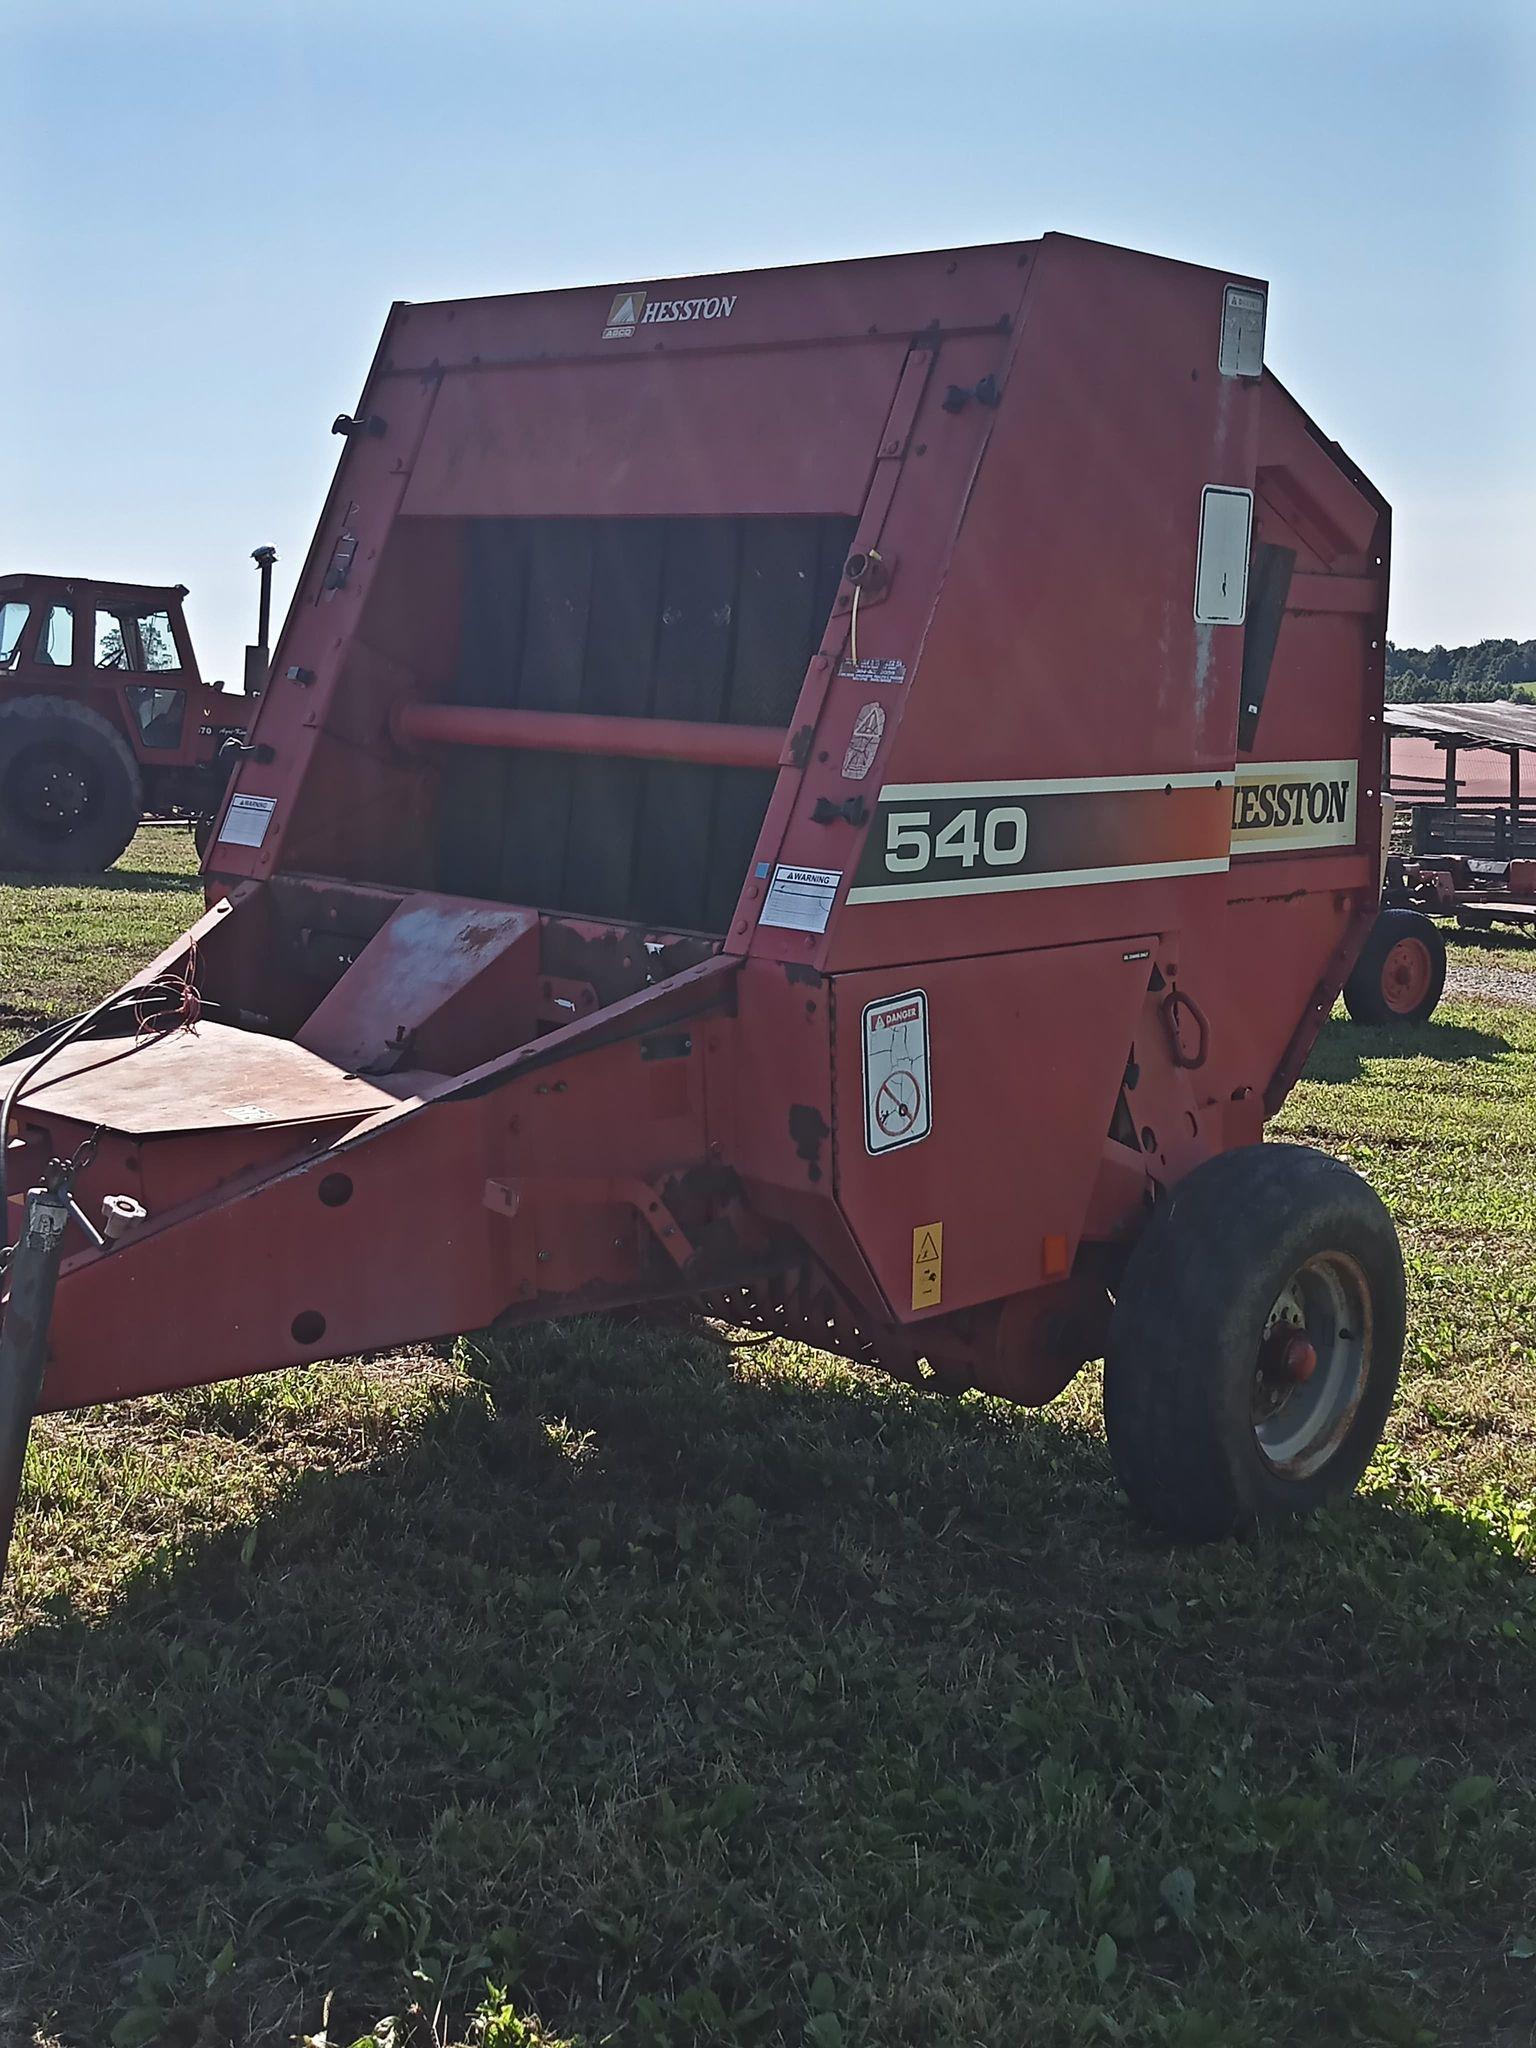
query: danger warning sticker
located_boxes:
[863,988,931,1155]
[911,1222,943,1310]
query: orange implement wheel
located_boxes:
[1344,909,1447,1027]
[1380,934,1435,1015]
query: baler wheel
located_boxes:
[1343,909,1446,1026]
[1102,1144,1404,1541]
[0,696,143,874]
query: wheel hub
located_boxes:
[1261,1325,1318,1383]
[1252,1256,1371,1476]
[1381,935,1432,1015]
[4,742,98,839]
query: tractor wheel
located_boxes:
[1102,1144,1404,1541]
[1343,909,1447,1026]
[0,696,143,874]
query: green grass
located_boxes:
[2,856,1535,2047]
[0,827,201,1060]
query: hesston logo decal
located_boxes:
[603,287,738,340]
[1230,759,1358,855]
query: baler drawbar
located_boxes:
[1,233,1405,1554]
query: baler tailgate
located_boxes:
[400,346,910,521]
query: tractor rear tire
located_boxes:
[0,696,143,874]
[1343,908,1447,1026]
[1103,1144,1404,1542]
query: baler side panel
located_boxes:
[1242,376,1388,773]
[1223,376,1391,1107]
[830,941,1155,1321]
[741,327,1018,966]
[269,517,465,891]
[724,958,893,1324]
[817,237,1265,974]
[204,351,446,885]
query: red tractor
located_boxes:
[0,567,264,873]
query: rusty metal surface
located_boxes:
[3,1022,426,1137]
[297,897,540,1074]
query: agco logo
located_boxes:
[603,287,738,340]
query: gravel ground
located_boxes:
[1444,952,1536,1008]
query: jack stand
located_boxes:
[0,1181,70,1593]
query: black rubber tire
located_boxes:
[1103,1143,1405,1541]
[1343,908,1447,1026]
[0,695,143,873]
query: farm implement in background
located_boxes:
[0,548,278,873]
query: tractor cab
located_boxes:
[0,573,252,872]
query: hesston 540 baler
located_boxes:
[0,234,1403,1553]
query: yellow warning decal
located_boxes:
[912,1222,943,1311]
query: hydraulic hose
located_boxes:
[0,975,191,1268]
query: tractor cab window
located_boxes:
[126,685,187,750]
[0,600,30,668]
[94,611,132,669]
[94,607,182,672]
[37,605,74,667]
[136,610,180,671]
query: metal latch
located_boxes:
[812,794,870,827]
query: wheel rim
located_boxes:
[1381,935,1433,1015]
[1252,1252,1371,1477]
[3,740,100,842]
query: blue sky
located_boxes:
[5,0,1531,676]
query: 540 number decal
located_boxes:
[883,804,1029,873]
[846,775,1235,903]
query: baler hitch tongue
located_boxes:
[0,1175,72,1592]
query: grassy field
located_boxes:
[2,836,1535,2048]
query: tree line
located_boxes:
[1386,638,1536,703]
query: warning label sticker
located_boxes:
[838,655,906,686]
[862,988,931,1155]
[911,1221,943,1310]
[218,793,277,848]
[841,701,886,781]
[760,864,841,933]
